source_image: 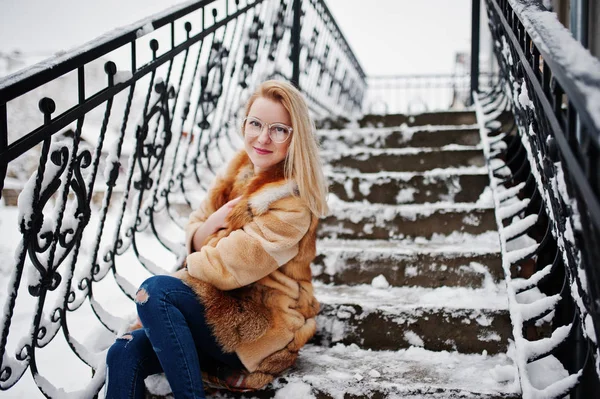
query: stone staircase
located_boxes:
[148,111,520,398]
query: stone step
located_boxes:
[327,171,490,204]
[146,343,519,398]
[359,111,477,128]
[313,282,511,355]
[312,245,503,288]
[323,147,485,173]
[319,201,497,240]
[319,125,481,150]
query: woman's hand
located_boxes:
[191,196,242,251]
[205,196,242,232]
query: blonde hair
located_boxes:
[244,80,329,217]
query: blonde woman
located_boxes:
[105,80,328,398]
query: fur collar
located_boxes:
[210,150,298,219]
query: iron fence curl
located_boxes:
[479,0,600,397]
[0,0,365,396]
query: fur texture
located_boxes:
[177,150,320,389]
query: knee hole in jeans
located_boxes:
[135,287,149,304]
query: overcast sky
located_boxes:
[0,0,484,77]
[326,0,475,75]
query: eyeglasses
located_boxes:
[243,116,293,143]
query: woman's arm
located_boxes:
[186,196,312,290]
[190,197,241,251]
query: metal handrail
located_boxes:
[482,0,600,397]
[0,1,366,396]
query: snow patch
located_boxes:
[371,274,390,289]
[403,331,425,347]
[136,22,154,38]
[273,381,316,399]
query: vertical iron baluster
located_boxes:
[533,46,540,83]
[31,89,85,395]
[179,8,211,202]
[57,64,101,367]
[543,61,551,99]
[0,103,7,201]
[553,81,564,131]
[566,101,579,162]
[80,62,116,307]
[291,0,301,87]
[207,3,246,165]
[202,8,233,166]
[131,40,137,74]
[163,22,194,227]
[193,8,221,176]
[0,99,51,390]
[211,3,248,158]
[470,0,481,104]
[190,8,219,181]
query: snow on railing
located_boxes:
[475,1,600,396]
[0,0,366,397]
[475,85,585,399]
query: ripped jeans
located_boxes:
[105,275,244,399]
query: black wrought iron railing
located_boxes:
[0,0,366,396]
[477,0,600,398]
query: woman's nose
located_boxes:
[257,127,271,144]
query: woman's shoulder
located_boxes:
[247,179,303,215]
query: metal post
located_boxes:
[291,0,302,88]
[0,103,8,202]
[470,0,481,104]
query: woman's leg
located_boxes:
[105,328,163,399]
[135,275,244,399]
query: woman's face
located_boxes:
[244,97,292,173]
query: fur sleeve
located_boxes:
[186,151,250,253]
[185,199,213,253]
[185,196,311,290]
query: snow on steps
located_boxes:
[319,200,497,240]
[323,146,485,173]
[148,343,518,399]
[313,281,511,355]
[359,110,478,128]
[313,244,503,288]
[145,110,518,398]
[318,125,482,150]
[327,170,490,204]
[316,110,479,130]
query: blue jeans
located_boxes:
[105,275,244,399]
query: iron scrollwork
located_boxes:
[0,0,367,396]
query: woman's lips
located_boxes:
[254,147,272,155]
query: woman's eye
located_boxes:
[274,126,286,133]
[250,120,262,128]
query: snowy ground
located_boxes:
[0,1,514,398]
[0,197,176,398]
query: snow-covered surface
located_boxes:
[148,343,518,398]
[327,194,493,218]
[318,123,480,151]
[314,280,507,312]
[506,0,600,132]
[319,228,501,251]
[321,144,482,160]
[317,237,500,255]
[327,167,489,180]
[0,0,517,398]
[474,91,587,399]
